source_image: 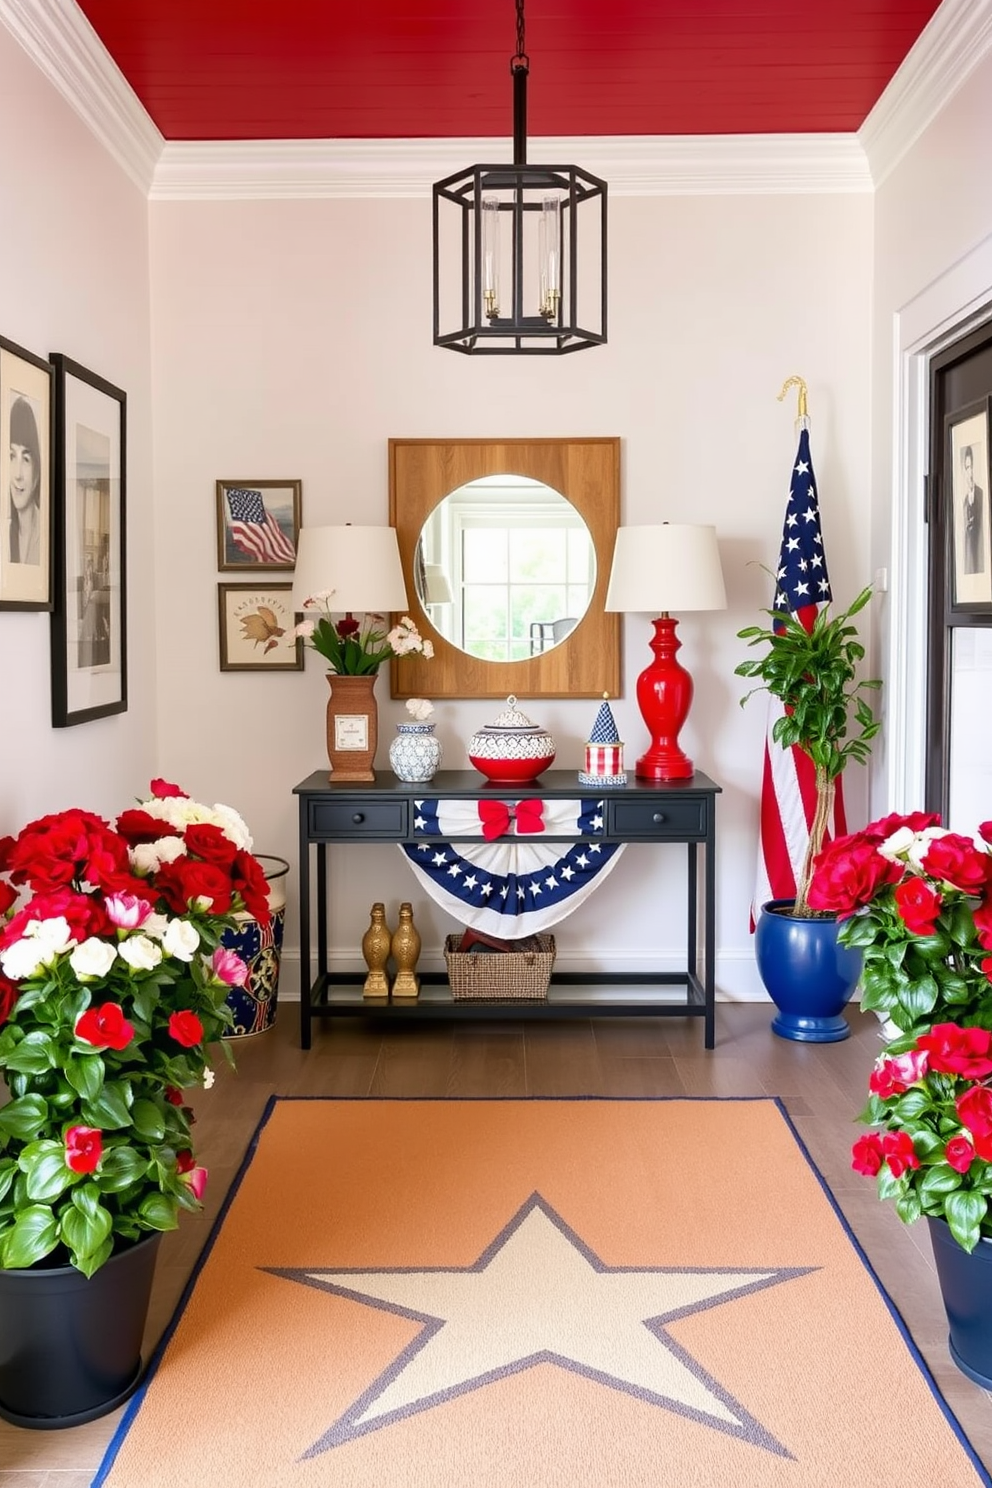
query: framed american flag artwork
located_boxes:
[216,479,301,571]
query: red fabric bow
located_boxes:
[477,799,545,841]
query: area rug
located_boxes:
[93,1098,990,1488]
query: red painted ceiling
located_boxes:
[74,0,942,143]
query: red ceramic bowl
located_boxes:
[468,752,556,785]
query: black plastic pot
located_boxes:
[928,1216,992,1389]
[0,1231,161,1429]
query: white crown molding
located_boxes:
[859,0,992,186]
[0,0,162,193]
[149,133,872,201]
[1,0,981,202]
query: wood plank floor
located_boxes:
[2,1002,991,1485]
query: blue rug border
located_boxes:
[91,1093,992,1488]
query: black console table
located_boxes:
[293,770,721,1050]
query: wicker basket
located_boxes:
[444,934,555,1001]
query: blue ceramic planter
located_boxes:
[754,899,862,1043]
[928,1217,992,1389]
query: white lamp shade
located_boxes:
[291,526,409,614]
[605,524,727,614]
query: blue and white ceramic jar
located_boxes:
[389,722,442,783]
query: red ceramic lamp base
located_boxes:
[634,614,695,782]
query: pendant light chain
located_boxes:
[513,0,528,68]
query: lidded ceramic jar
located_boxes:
[467,696,556,784]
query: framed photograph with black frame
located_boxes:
[948,398,992,611]
[218,582,303,671]
[0,334,53,610]
[50,354,127,726]
[216,479,301,571]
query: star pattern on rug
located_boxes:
[265,1193,815,1460]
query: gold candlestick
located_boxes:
[391,902,421,999]
[362,902,392,998]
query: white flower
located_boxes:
[117,935,163,972]
[130,836,186,874]
[877,826,916,862]
[0,916,76,979]
[162,918,201,961]
[292,619,315,640]
[202,1068,215,1090]
[421,639,434,659]
[69,938,118,980]
[406,697,435,722]
[141,912,171,941]
[906,826,950,871]
[134,795,253,852]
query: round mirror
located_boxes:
[412,474,597,663]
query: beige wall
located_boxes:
[149,191,873,994]
[0,21,156,824]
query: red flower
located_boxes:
[956,1084,992,1140]
[974,898,992,952]
[164,1086,184,1106]
[979,822,992,847]
[893,877,942,936]
[917,1023,992,1079]
[75,1002,135,1051]
[184,823,238,867]
[0,879,16,916]
[115,809,183,847]
[168,1010,203,1047]
[807,836,902,918]
[852,1133,885,1176]
[881,1130,919,1177]
[0,835,15,871]
[0,888,111,950]
[945,1135,976,1174]
[864,811,942,842]
[232,849,271,922]
[0,975,18,1029]
[150,779,188,799]
[65,1125,102,1174]
[922,833,990,893]
[155,859,233,916]
[335,615,360,638]
[869,1048,928,1098]
[6,810,121,893]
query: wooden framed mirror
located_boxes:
[388,437,621,699]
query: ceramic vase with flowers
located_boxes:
[809,811,992,1386]
[292,596,433,781]
[0,778,269,1426]
[390,697,442,783]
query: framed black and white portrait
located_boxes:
[0,335,53,610]
[948,400,992,611]
[50,354,127,726]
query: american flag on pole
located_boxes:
[751,426,847,924]
[225,487,296,565]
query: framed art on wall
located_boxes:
[50,354,127,726]
[218,582,303,671]
[0,334,53,610]
[948,400,992,611]
[216,480,301,571]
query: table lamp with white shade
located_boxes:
[291,525,410,782]
[605,524,727,781]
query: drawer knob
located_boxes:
[652,812,665,824]
[351,812,365,824]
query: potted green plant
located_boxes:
[0,778,270,1428]
[811,813,992,1386]
[735,584,881,1040]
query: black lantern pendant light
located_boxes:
[432,0,607,355]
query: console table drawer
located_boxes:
[308,799,409,840]
[607,797,707,840]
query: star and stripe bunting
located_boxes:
[751,426,847,925]
[400,797,625,936]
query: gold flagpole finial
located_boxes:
[777,375,809,421]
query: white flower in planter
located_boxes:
[406,697,435,722]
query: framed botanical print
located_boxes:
[218,583,303,671]
[50,354,127,726]
[948,399,992,611]
[0,334,53,610]
[216,479,301,571]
